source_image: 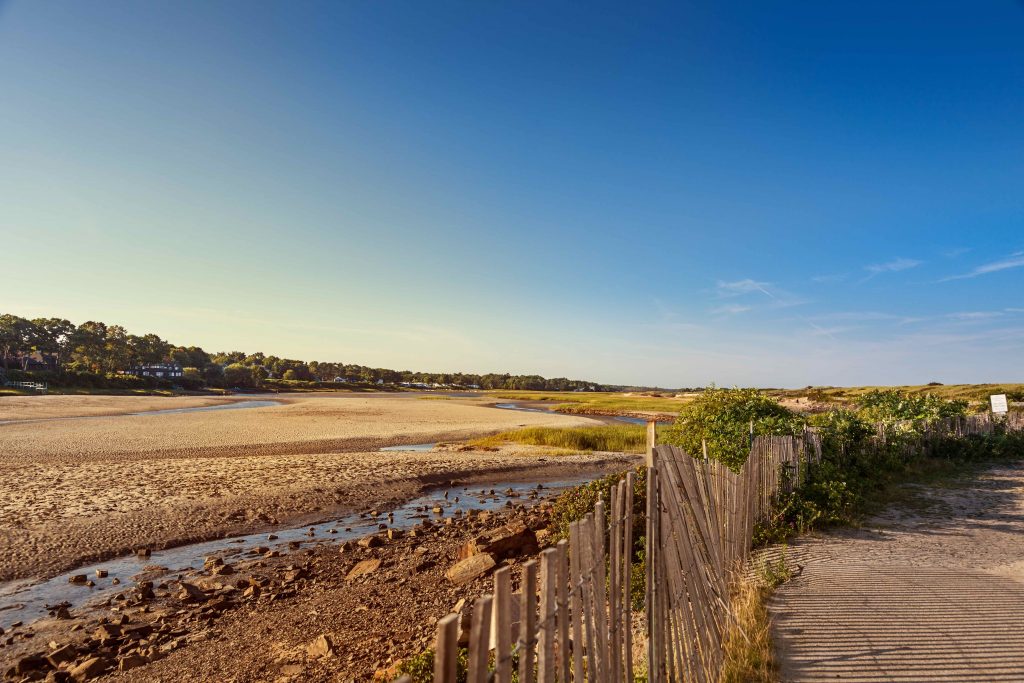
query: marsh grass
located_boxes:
[489,390,687,414]
[470,424,646,453]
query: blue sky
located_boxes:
[1,1,1022,387]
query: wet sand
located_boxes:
[0,394,609,581]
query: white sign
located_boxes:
[991,394,1008,414]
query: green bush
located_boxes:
[662,387,804,470]
[856,389,968,423]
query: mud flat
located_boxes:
[0,395,607,582]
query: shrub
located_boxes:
[855,389,968,423]
[662,387,804,470]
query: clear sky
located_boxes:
[2,1,1022,387]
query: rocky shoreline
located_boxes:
[0,477,623,682]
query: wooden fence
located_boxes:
[419,414,1020,682]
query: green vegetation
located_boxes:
[0,311,610,394]
[470,425,646,453]
[769,383,1024,409]
[489,390,687,415]
[662,387,805,470]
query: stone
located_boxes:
[118,655,148,671]
[176,582,207,603]
[457,520,538,561]
[94,623,122,643]
[358,534,383,548]
[346,558,381,581]
[111,578,121,585]
[95,569,108,579]
[211,563,235,576]
[136,549,151,558]
[306,634,336,658]
[387,528,404,540]
[445,553,497,585]
[47,645,76,667]
[68,574,87,585]
[14,655,47,675]
[69,657,108,682]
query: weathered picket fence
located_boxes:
[418,431,817,682]
[418,412,1020,682]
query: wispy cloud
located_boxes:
[712,304,752,316]
[945,311,1004,321]
[810,273,848,284]
[864,258,922,275]
[716,279,773,297]
[942,247,971,258]
[941,251,1024,281]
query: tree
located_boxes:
[282,369,298,381]
[30,317,75,367]
[0,314,34,371]
[223,363,255,388]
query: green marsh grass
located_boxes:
[470,424,646,453]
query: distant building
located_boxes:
[125,363,183,379]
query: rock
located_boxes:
[118,655,148,671]
[14,655,47,675]
[69,656,108,681]
[445,553,497,585]
[211,563,235,576]
[457,520,538,561]
[54,605,71,620]
[346,558,381,581]
[282,568,307,583]
[387,528,404,540]
[176,582,207,603]
[47,645,76,667]
[358,534,383,548]
[93,623,122,643]
[136,549,151,558]
[95,569,108,579]
[45,671,72,683]
[111,578,121,585]
[68,574,87,585]
[306,634,336,658]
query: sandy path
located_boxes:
[770,464,1024,682]
[0,395,618,581]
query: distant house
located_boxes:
[333,377,346,383]
[125,363,183,379]
[15,352,58,373]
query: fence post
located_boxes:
[468,595,494,683]
[538,549,557,683]
[519,560,538,683]
[493,567,513,683]
[646,420,657,467]
[434,613,459,683]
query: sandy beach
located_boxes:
[0,394,616,582]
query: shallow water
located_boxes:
[0,476,590,630]
[130,400,282,416]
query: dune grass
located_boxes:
[470,424,647,453]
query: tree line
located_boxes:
[0,313,610,391]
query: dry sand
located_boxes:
[770,463,1024,682]
[0,394,611,581]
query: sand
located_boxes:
[770,463,1024,682]
[0,394,237,422]
[0,394,610,581]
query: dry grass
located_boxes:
[718,556,789,683]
